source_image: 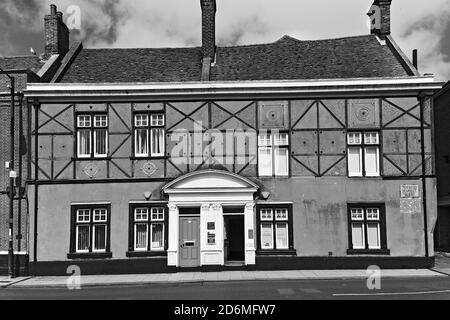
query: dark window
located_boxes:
[347,131,380,177]
[76,114,108,158]
[347,203,389,255]
[128,204,168,257]
[256,204,295,255]
[69,204,111,259]
[133,113,165,158]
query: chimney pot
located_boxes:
[50,4,57,16]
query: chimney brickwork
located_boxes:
[200,0,216,62]
[45,4,70,59]
[368,0,392,39]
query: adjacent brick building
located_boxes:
[22,0,443,275]
[0,5,71,275]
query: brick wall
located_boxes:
[201,0,216,60]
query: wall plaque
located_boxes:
[400,185,420,198]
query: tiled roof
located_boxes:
[59,34,412,83]
[0,56,45,73]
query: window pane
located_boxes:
[276,223,288,249]
[348,147,362,176]
[351,208,364,221]
[151,128,165,156]
[274,133,289,146]
[76,225,90,252]
[274,147,289,176]
[261,223,274,249]
[275,209,288,221]
[258,133,271,146]
[364,147,379,176]
[77,115,91,127]
[364,132,379,145]
[93,225,107,251]
[351,222,365,249]
[135,128,148,156]
[135,208,149,221]
[151,208,164,221]
[135,114,148,127]
[258,147,273,176]
[93,209,107,222]
[151,114,164,126]
[260,209,273,221]
[348,132,362,145]
[78,130,91,157]
[77,209,90,222]
[94,129,108,156]
[135,224,148,250]
[94,115,108,127]
[151,223,164,250]
[367,208,380,220]
[367,222,381,249]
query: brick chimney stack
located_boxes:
[200,0,216,62]
[44,4,70,59]
[367,0,392,39]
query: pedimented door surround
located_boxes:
[163,170,258,267]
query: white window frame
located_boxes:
[134,115,150,157]
[275,223,289,250]
[92,224,108,253]
[77,114,109,158]
[134,223,149,251]
[151,208,165,221]
[93,115,108,157]
[347,131,380,177]
[258,131,289,177]
[260,223,274,250]
[150,223,165,251]
[75,225,90,253]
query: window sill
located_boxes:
[347,249,390,255]
[67,252,113,260]
[72,157,112,161]
[130,156,167,161]
[126,251,167,258]
[256,249,297,256]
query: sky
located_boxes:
[0,0,449,81]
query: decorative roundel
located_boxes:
[83,163,99,178]
[142,162,157,177]
[355,107,371,121]
[266,110,280,122]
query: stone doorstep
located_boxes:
[4,269,446,289]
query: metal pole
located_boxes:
[8,77,15,278]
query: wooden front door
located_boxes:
[179,217,200,267]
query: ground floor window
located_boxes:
[256,204,295,254]
[128,204,168,256]
[69,204,111,258]
[347,203,389,254]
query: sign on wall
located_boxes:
[400,185,420,198]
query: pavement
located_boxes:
[1,252,450,289]
[0,268,445,289]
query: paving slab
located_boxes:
[3,268,446,289]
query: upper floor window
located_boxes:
[77,114,108,158]
[347,131,380,177]
[134,113,165,157]
[258,131,289,177]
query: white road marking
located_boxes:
[277,288,295,295]
[333,289,450,296]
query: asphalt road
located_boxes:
[1,276,450,300]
